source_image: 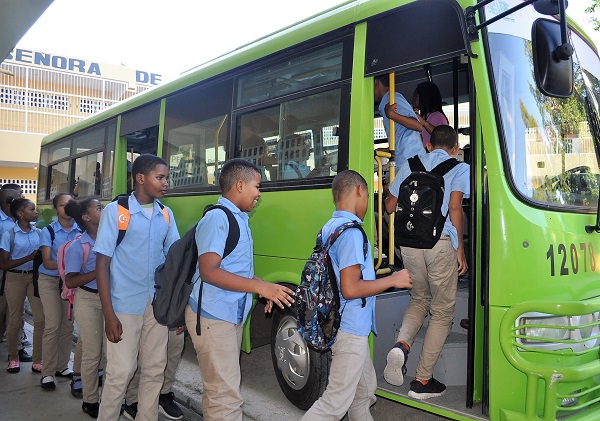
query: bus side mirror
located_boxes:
[532,18,573,98]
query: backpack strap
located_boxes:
[46,225,55,246]
[0,227,14,296]
[430,157,460,177]
[116,195,130,248]
[408,155,426,173]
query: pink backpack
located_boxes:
[57,235,91,319]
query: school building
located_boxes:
[0,48,170,201]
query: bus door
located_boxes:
[119,101,161,194]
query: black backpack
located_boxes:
[152,204,239,334]
[394,155,459,249]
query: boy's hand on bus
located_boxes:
[457,248,468,276]
[264,300,274,313]
[258,282,295,310]
[105,314,123,343]
[384,102,398,118]
[390,268,412,290]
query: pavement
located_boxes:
[1,309,447,421]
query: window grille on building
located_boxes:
[0,179,37,195]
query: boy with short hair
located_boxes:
[383,125,469,399]
[94,154,180,421]
[185,158,295,421]
[301,170,412,421]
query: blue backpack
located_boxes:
[295,221,367,352]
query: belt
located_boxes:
[79,285,98,294]
[8,269,33,274]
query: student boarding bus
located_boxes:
[36,0,600,419]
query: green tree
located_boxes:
[587,0,600,31]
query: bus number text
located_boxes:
[547,243,596,276]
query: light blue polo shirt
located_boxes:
[379,91,426,166]
[0,225,41,271]
[93,194,180,315]
[189,197,254,325]
[0,209,15,237]
[65,232,97,290]
[322,210,376,337]
[39,220,81,277]
[390,148,470,250]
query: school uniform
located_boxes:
[0,225,45,364]
[94,193,179,421]
[66,232,104,404]
[38,220,80,377]
[379,91,426,166]
[0,209,15,344]
[389,148,470,380]
[301,210,377,421]
[185,196,253,421]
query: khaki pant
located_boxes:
[397,237,458,380]
[126,327,185,401]
[4,271,44,363]
[0,270,25,349]
[38,273,74,376]
[73,288,105,403]
[98,300,168,421]
[73,335,82,373]
[185,306,243,421]
[301,330,377,421]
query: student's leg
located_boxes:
[396,248,431,346]
[57,297,74,373]
[97,312,142,421]
[73,335,82,374]
[185,306,243,421]
[301,331,375,421]
[162,329,185,394]
[415,238,458,380]
[73,289,104,404]
[125,364,140,404]
[25,278,45,365]
[136,300,168,421]
[4,272,28,362]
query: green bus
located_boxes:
[37,0,600,419]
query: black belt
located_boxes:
[79,285,98,294]
[8,269,33,274]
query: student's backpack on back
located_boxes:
[153,204,240,335]
[394,155,459,249]
[295,221,367,352]
[57,235,91,320]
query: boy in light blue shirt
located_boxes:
[301,170,412,421]
[185,158,295,421]
[94,154,180,421]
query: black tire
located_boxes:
[270,303,331,410]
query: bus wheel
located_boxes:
[270,304,330,410]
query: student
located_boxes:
[300,170,412,420]
[0,198,45,374]
[185,158,295,421]
[38,192,79,390]
[412,81,449,148]
[383,125,469,399]
[374,75,425,166]
[64,198,104,418]
[95,154,180,421]
[122,328,185,420]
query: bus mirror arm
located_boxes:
[585,203,600,234]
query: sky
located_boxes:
[14,0,600,77]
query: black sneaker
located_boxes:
[408,377,446,400]
[121,402,138,420]
[18,349,33,362]
[383,341,409,387]
[159,392,183,420]
[82,401,99,419]
[71,377,83,398]
[41,375,56,391]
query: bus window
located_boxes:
[73,152,103,197]
[48,160,70,199]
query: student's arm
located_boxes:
[448,190,467,276]
[96,253,122,343]
[339,265,412,299]
[0,249,37,270]
[199,252,295,310]
[65,271,96,288]
[384,103,422,132]
[384,193,397,215]
[41,246,57,270]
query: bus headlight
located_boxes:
[516,312,600,352]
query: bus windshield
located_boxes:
[487,2,600,209]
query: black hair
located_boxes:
[53,193,73,209]
[64,199,96,232]
[0,189,20,207]
[332,170,367,204]
[1,183,21,191]
[414,81,446,120]
[430,125,458,150]
[10,198,32,220]
[375,74,390,88]
[131,154,168,179]
[219,159,261,193]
